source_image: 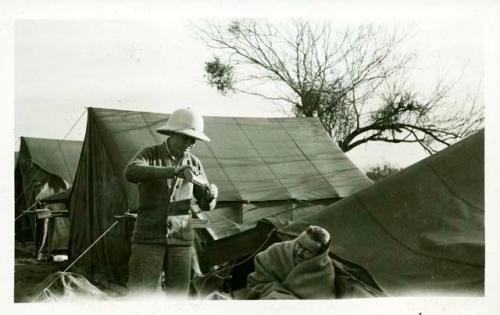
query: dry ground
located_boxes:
[14,241,230,302]
[14,241,71,302]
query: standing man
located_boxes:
[124,108,218,298]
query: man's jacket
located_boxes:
[124,141,216,246]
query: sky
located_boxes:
[13,17,484,170]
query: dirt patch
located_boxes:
[14,241,128,302]
[14,241,70,302]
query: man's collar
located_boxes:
[164,139,186,161]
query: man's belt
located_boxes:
[114,212,215,229]
[167,199,191,216]
[133,199,192,216]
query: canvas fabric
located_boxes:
[279,130,485,296]
[33,272,109,302]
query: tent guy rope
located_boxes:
[31,219,120,302]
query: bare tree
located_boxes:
[197,19,484,153]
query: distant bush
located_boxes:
[365,164,401,181]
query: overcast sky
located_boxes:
[14,17,484,170]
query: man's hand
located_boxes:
[205,184,218,201]
[174,165,199,179]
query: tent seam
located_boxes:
[234,117,293,201]
[425,160,484,211]
[203,140,243,201]
[275,119,339,198]
[356,194,483,268]
[140,111,161,144]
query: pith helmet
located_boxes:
[156,108,211,142]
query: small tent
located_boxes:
[15,137,83,242]
[69,107,372,284]
[278,129,485,296]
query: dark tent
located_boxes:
[40,188,73,203]
[15,137,83,241]
[278,129,484,296]
[69,107,372,284]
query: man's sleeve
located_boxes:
[192,160,216,211]
[124,147,176,183]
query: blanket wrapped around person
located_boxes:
[247,238,336,299]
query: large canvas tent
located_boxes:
[69,107,372,284]
[15,137,83,241]
[278,130,484,296]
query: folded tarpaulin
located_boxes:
[32,272,109,302]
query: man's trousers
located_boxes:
[128,243,192,297]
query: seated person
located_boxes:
[247,225,335,299]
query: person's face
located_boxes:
[293,232,323,264]
[168,133,196,157]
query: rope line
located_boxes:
[30,219,120,302]
[63,220,119,273]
